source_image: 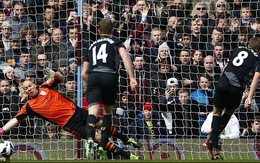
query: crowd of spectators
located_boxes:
[0,0,260,141]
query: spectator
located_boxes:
[0,21,11,52]
[60,26,79,59]
[165,10,186,46]
[191,49,204,72]
[201,112,240,139]
[171,33,192,56]
[121,54,150,114]
[64,10,79,36]
[160,77,179,135]
[229,0,243,18]
[127,38,143,60]
[129,101,167,139]
[113,91,136,135]
[0,79,20,139]
[239,114,260,160]
[203,27,230,57]
[151,62,174,110]
[188,18,207,51]
[190,2,215,35]
[232,27,250,49]
[5,33,22,67]
[211,0,231,19]
[159,77,179,105]
[131,0,154,40]
[37,5,59,36]
[3,66,19,93]
[237,89,258,135]
[241,114,260,137]
[213,43,228,73]
[251,18,260,37]
[160,0,187,30]
[200,55,222,84]
[0,0,12,16]
[14,49,35,83]
[173,88,200,137]
[143,27,163,63]
[190,73,215,136]
[37,28,66,71]
[175,49,198,90]
[240,5,254,28]
[57,59,68,77]
[0,10,7,27]
[0,47,9,71]
[35,53,52,86]
[216,18,232,42]
[7,2,36,34]
[151,42,177,73]
[20,27,37,62]
[67,58,77,76]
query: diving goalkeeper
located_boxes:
[0,68,143,160]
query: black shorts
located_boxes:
[87,72,118,106]
[213,75,244,110]
[63,107,88,138]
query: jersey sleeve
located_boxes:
[83,49,90,62]
[256,55,260,72]
[14,104,28,124]
[41,78,60,88]
[114,39,125,49]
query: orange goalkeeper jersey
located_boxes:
[15,79,77,127]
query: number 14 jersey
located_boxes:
[85,36,125,74]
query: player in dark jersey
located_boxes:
[203,37,260,160]
[81,18,138,159]
[0,68,143,160]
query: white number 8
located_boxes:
[232,51,248,66]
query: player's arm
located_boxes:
[119,47,137,91]
[82,61,89,83]
[45,67,64,84]
[244,71,260,108]
[0,118,19,134]
[0,104,28,134]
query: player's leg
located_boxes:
[86,74,104,159]
[94,130,143,160]
[95,120,142,148]
[98,104,113,159]
[98,73,118,159]
[207,76,229,159]
[85,104,100,159]
[218,85,244,134]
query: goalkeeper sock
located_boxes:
[100,115,112,148]
[210,115,221,150]
[86,114,96,139]
[106,141,130,159]
[110,126,128,143]
[218,113,231,135]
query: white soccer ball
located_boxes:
[0,141,14,157]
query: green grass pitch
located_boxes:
[6,138,259,162]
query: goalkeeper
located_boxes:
[0,68,143,160]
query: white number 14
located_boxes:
[92,44,108,65]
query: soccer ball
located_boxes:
[0,141,14,157]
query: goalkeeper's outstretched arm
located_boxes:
[0,118,19,135]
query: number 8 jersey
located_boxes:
[85,36,125,74]
[224,47,260,88]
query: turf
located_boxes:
[6,138,259,162]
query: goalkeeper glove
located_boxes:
[0,128,5,134]
[45,67,58,79]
